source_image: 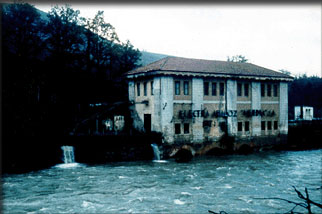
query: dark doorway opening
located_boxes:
[144,114,151,133]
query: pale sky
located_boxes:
[33,3,321,77]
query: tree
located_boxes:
[84,10,119,79]
[227,55,249,63]
[2,3,48,136]
[279,69,291,76]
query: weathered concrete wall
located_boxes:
[279,82,288,134]
[227,80,237,136]
[152,77,162,132]
[251,82,261,136]
[160,76,174,143]
[192,77,204,143]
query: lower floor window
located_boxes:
[274,121,278,130]
[175,123,181,134]
[184,123,190,134]
[261,121,266,131]
[245,121,250,132]
[267,121,272,130]
[238,122,243,132]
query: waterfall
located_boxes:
[61,146,75,164]
[151,144,161,160]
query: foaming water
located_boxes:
[2,149,322,214]
[54,163,82,169]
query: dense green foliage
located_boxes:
[2,3,141,136]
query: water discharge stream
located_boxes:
[2,149,322,213]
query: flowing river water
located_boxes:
[2,149,322,213]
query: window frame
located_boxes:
[261,121,266,131]
[274,121,278,130]
[273,84,278,97]
[267,84,271,97]
[267,121,272,130]
[184,81,189,95]
[175,81,181,95]
[245,121,250,132]
[220,82,225,96]
[175,123,181,134]
[244,83,249,97]
[144,82,147,96]
[238,122,243,132]
[204,82,209,96]
[137,82,140,96]
[212,82,217,96]
[237,83,242,96]
[184,123,190,134]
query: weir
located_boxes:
[151,144,161,160]
[61,146,75,164]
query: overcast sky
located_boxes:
[34,3,321,77]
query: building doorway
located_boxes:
[144,114,151,133]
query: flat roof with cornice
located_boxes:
[126,56,294,81]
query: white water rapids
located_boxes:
[2,149,322,213]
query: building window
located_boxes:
[212,82,217,96]
[261,121,266,131]
[175,81,180,95]
[204,82,209,96]
[184,123,190,134]
[274,121,278,130]
[267,121,272,130]
[245,121,250,132]
[244,83,249,97]
[267,84,271,97]
[261,83,265,97]
[220,82,225,96]
[144,82,147,96]
[273,84,278,97]
[137,83,140,96]
[175,123,181,134]
[184,81,189,95]
[238,122,243,132]
[237,83,242,96]
[151,81,154,95]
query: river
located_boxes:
[2,149,322,213]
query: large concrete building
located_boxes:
[125,57,293,150]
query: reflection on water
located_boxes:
[2,149,322,213]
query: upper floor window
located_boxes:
[212,82,217,96]
[151,81,154,95]
[273,84,278,97]
[261,83,265,97]
[137,83,140,96]
[220,82,225,96]
[204,82,209,96]
[267,84,271,97]
[144,82,147,96]
[237,83,242,96]
[175,81,180,95]
[184,81,189,95]
[244,83,249,97]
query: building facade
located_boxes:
[126,57,293,146]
